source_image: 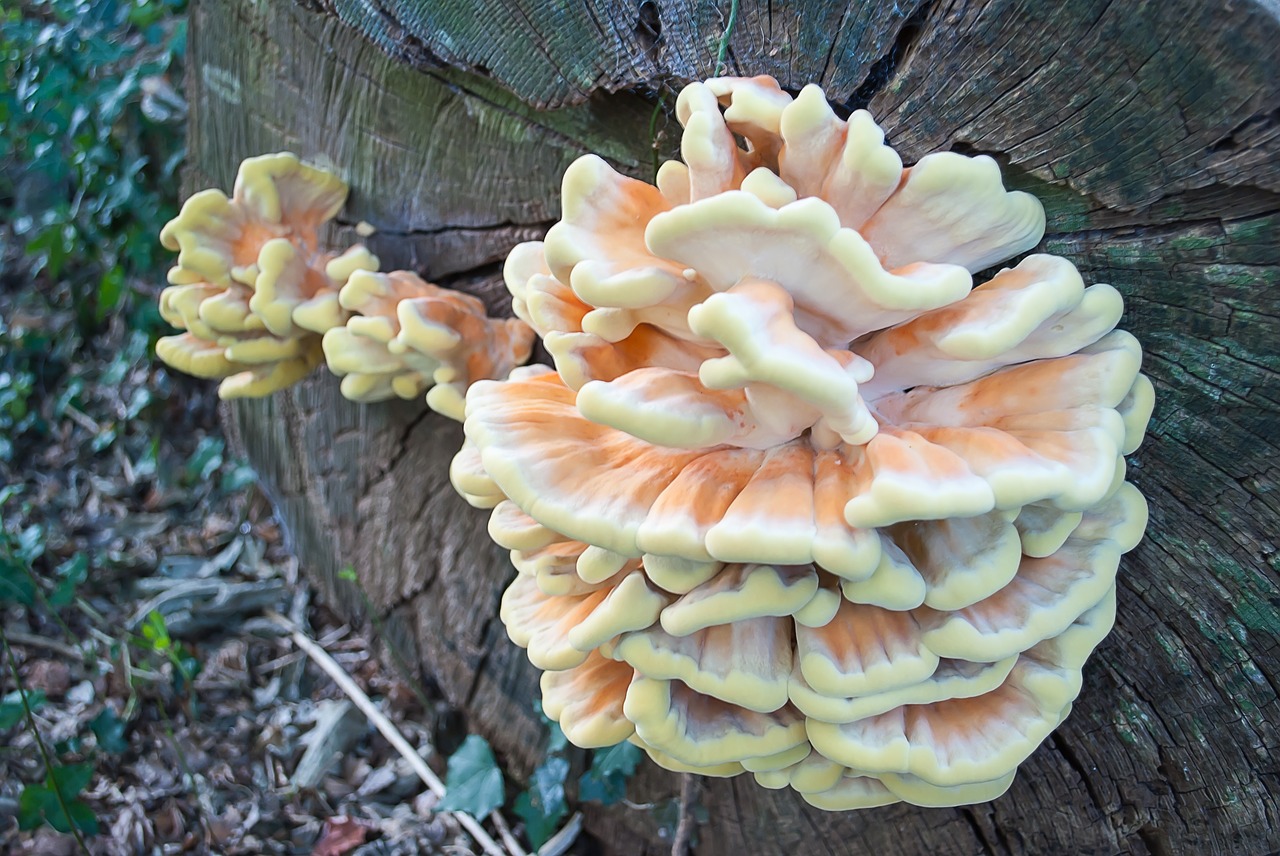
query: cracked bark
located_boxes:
[193,1,1280,854]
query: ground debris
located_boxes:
[0,278,471,855]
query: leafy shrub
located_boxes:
[1,0,187,312]
[0,0,187,459]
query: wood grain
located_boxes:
[191,1,1280,853]
[297,0,936,109]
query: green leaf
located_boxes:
[133,435,161,480]
[219,461,257,493]
[438,734,505,819]
[140,609,171,651]
[17,784,58,831]
[184,436,223,483]
[531,698,568,754]
[545,721,568,755]
[125,385,153,420]
[52,378,84,421]
[514,755,569,849]
[66,799,100,836]
[172,652,201,696]
[90,707,129,753]
[50,552,89,606]
[55,735,84,756]
[49,762,95,801]
[578,741,642,806]
[0,689,47,730]
[0,560,37,606]
[17,524,45,563]
[19,763,100,835]
[18,781,99,835]
[96,264,125,320]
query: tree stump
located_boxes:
[191,1,1280,853]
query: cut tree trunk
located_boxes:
[190,1,1280,853]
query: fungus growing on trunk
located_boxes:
[155,153,377,398]
[456,76,1153,809]
[156,154,534,409]
[321,270,535,419]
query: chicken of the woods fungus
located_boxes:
[453,76,1154,810]
[320,269,535,420]
[155,152,379,398]
[156,153,535,414]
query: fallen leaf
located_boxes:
[310,816,374,856]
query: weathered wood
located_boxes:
[190,1,1280,854]
[298,0,935,110]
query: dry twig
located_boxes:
[538,811,583,856]
[267,611,527,856]
[3,629,88,661]
[671,773,700,856]
[490,809,525,856]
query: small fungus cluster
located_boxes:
[453,76,1153,809]
[321,270,533,420]
[156,153,532,412]
[157,153,378,398]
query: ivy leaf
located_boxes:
[64,799,99,836]
[0,689,47,730]
[172,652,201,695]
[0,559,36,606]
[18,784,99,835]
[90,707,129,754]
[514,755,569,849]
[17,784,58,831]
[219,461,257,493]
[184,436,223,483]
[438,735,505,819]
[579,741,642,806]
[545,720,568,755]
[19,763,100,835]
[530,699,569,754]
[49,762,95,802]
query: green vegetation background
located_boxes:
[1,0,187,461]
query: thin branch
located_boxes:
[267,611,526,856]
[671,773,700,856]
[2,630,87,661]
[490,809,525,856]
[649,92,668,184]
[538,811,583,856]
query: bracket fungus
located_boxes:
[321,269,535,420]
[156,153,534,414]
[155,153,378,398]
[456,76,1154,809]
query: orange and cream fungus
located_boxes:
[321,270,535,420]
[156,153,378,398]
[454,76,1153,809]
